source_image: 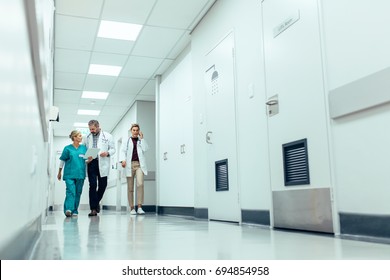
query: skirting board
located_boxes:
[241,209,270,226]
[339,212,390,242]
[0,215,41,259]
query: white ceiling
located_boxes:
[53,0,216,136]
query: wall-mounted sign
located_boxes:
[273,11,300,38]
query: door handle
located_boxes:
[265,99,278,106]
[266,94,279,116]
[206,131,213,144]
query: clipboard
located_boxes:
[83,148,100,159]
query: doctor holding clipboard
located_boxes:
[85,120,115,217]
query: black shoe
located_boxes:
[88,210,97,217]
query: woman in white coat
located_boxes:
[121,123,149,215]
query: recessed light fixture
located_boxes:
[98,20,143,41]
[88,64,122,76]
[73,122,89,128]
[82,91,109,100]
[77,109,100,116]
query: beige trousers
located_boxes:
[126,161,144,208]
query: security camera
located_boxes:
[49,106,59,122]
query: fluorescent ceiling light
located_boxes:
[77,109,100,116]
[73,122,89,128]
[88,64,122,76]
[82,91,109,100]
[98,20,142,41]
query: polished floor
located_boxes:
[31,210,390,260]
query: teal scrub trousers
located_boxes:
[64,178,84,215]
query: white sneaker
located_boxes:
[137,208,145,215]
[130,209,137,215]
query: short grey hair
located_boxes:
[88,120,100,127]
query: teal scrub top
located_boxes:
[59,144,87,180]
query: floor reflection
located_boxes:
[31,210,390,260]
[62,216,80,259]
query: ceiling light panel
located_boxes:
[88,64,122,76]
[82,91,109,99]
[98,20,143,41]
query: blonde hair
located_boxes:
[69,130,81,141]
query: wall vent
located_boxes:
[282,138,310,186]
[215,159,229,191]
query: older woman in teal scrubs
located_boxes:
[57,130,87,217]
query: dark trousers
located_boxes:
[87,159,107,211]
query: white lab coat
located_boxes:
[121,137,149,176]
[85,131,115,177]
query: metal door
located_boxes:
[262,0,334,232]
[204,32,240,222]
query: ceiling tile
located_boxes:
[56,0,104,19]
[106,93,137,106]
[148,0,210,29]
[138,80,155,96]
[55,72,86,90]
[53,127,74,137]
[73,115,96,124]
[54,89,82,104]
[166,32,191,59]
[90,52,129,66]
[155,58,175,76]
[56,103,79,115]
[79,98,106,107]
[54,49,91,73]
[132,26,186,58]
[55,15,99,50]
[83,75,117,92]
[96,116,121,132]
[121,56,163,79]
[111,77,148,94]
[101,0,157,24]
[100,105,128,117]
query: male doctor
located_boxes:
[85,120,115,216]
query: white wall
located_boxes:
[322,0,390,214]
[0,0,54,257]
[159,46,195,207]
[161,0,390,223]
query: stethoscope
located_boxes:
[87,131,108,145]
[126,136,141,151]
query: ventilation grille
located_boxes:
[283,139,310,186]
[215,159,229,191]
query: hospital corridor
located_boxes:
[2,0,390,267]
